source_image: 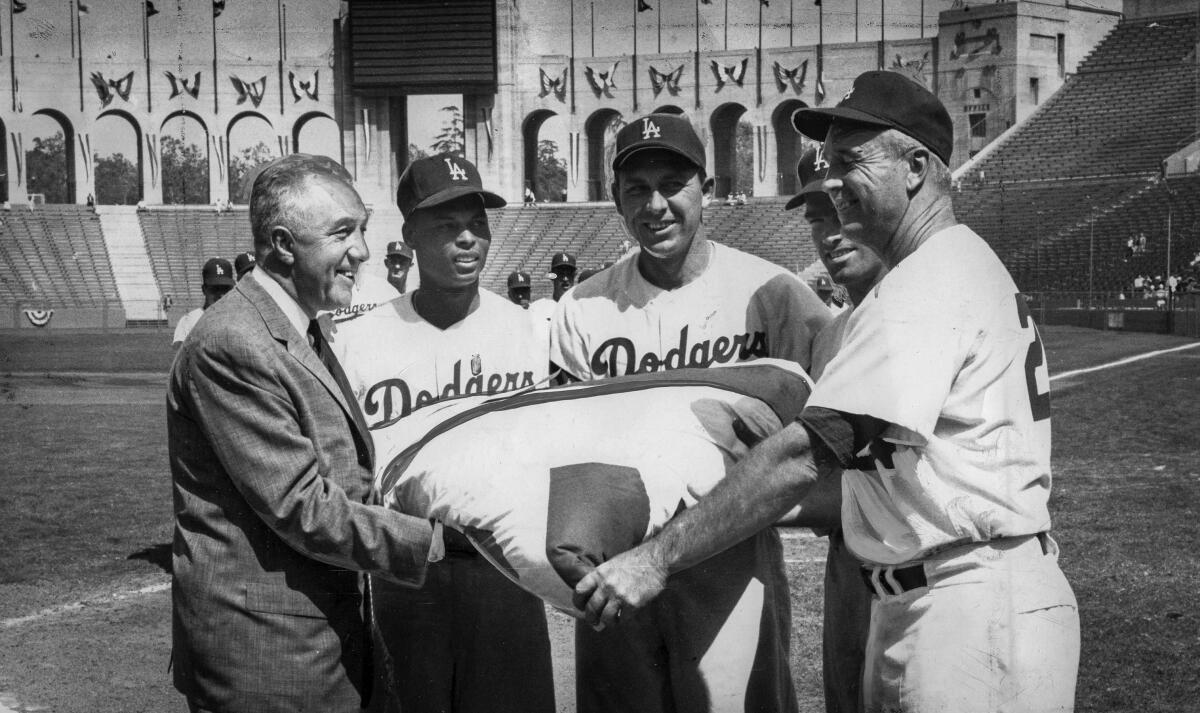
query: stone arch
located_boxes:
[522,109,569,202]
[226,111,277,202]
[29,109,76,203]
[93,109,144,205]
[710,102,749,198]
[160,110,210,205]
[293,111,340,160]
[772,99,809,196]
[585,108,623,202]
[652,105,685,116]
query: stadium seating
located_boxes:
[0,205,121,307]
[955,12,1200,292]
[139,207,253,312]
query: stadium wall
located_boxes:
[0,304,125,330]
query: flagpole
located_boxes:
[9,1,16,111]
[631,0,638,111]
[879,0,885,70]
[817,0,823,104]
[590,0,594,57]
[144,2,152,112]
[694,0,700,109]
[756,0,762,107]
[278,0,285,116]
[212,0,219,114]
[657,0,661,54]
[723,0,728,50]
[789,0,794,47]
[75,0,84,113]
[569,0,576,112]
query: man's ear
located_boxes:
[701,175,715,208]
[270,226,296,266]
[906,149,930,194]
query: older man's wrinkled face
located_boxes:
[820,125,912,256]
[804,190,883,293]
[287,175,370,314]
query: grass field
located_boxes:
[0,325,1197,712]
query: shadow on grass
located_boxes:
[127,543,172,574]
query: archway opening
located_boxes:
[294,112,340,161]
[710,103,750,198]
[772,100,809,196]
[93,111,143,205]
[585,109,624,202]
[652,105,685,116]
[522,110,568,203]
[28,110,75,203]
[227,113,277,203]
[161,112,210,205]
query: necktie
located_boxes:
[307,319,372,466]
[307,319,377,705]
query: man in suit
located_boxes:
[168,153,439,713]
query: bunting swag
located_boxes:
[230,75,266,107]
[288,70,318,102]
[773,59,808,94]
[13,0,26,12]
[373,360,813,613]
[165,71,202,100]
[648,63,684,97]
[537,67,566,103]
[145,1,158,17]
[23,309,53,327]
[710,58,748,91]
[213,0,225,17]
[90,71,134,107]
[145,134,159,187]
[583,61,619,98]
[637,0,651,11]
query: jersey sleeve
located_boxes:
[806,288,970,443]
[752,273,832,372]
[549,295,593,381]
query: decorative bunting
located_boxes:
[950,28,1002,60]
[890,52,930,87]
[13,0,26,13]
[145,1,158,17]
[637,0,651,11]
[213,0,225,17]
[537,67,567,103]
[772,59,808,95]
[77,1,89,14]
[584,61,620,98]
[710,58,748,91]
[165,71,202,99]
[648,64,684,98]
[480,105,494,159]
[23,309,54,327]
[230,75,266,107]
[90,71,134,107]
[815,72,826,104]
[145,134,159,187]
[288,70,319,102]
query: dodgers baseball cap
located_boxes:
[812,274,834,292]
[507,271,531,289]
[202,257,235,287]
[550,252,577,272]
[612,114,706,172]
[792,70,953,165]
[784,145,828,211]
[396,153,506,219]
[386,241,414,260]
[233,251,256,276]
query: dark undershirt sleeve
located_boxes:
[797,406,890,468]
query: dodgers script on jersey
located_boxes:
[324,271,400,323]
[330,290,549,430]
[807,225,1053,565]
[550,242,830,379]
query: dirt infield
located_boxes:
[1,326,1197,712]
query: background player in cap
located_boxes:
[331,153,555,713]
[551,113,831,712]
[528,251,576,326]
[384,240,414,295]
[786,144,887,713]
[575,72,1080,713]
[172,257,234,347]
[233,251,256,280]
[507,270,532,308]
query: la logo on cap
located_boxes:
[215,265,225,275]
[444,158,468,181]
[641,117,661,140]
[813,143,829,172]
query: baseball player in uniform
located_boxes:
[528,251,576,326]
[507,270,532,308]
[172,257,235,347]
[550,113,830,713]
[787,145,886,713]
[575,72,1080,713]
[383,240,414,295]
[330,154,555,713]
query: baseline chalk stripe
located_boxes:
[1050,342,1200,383]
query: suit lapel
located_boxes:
[239,278,376,468]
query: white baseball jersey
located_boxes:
[550,241,830,379]
[527,297,556,328]
[806,225,1053,565]
[330,289,550,431]
[325,271,400,323]
[173,307,204,345]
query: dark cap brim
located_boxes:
[783,179,827,211]
[205,277,235,287]
[791,105,893,142]
[612,144,704,172]
[408,186,507,217]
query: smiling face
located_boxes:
[820,124,914,259]
[403,194,491,291]
[283,174,370,315]
[803,189,884,297]
[612,150,711,266]
[550,267,576,300]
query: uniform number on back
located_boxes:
[1015,295,1051,422]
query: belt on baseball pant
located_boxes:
[860,533,1052,597]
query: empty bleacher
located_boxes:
[139,207,253,312]
[0,205,122,307]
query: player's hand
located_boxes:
[572,546,668,630]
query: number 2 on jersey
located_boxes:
[1015,295,1051,421]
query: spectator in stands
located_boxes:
[1133,274,1144,291]
[811,274,841,312]
[172,257,235,348]
[384,240,414,295]
[507,270,532,308]
[1138,232,1148,254]
[1125,235,1135,260]
[528,251,576,326]
[234,251,256,280]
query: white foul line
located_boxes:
[1050,341,1200,383]
[0,580,170,630]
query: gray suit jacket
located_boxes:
[168,274,432,712]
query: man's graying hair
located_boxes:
[249,154,354,252]
[881,129,951,193]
